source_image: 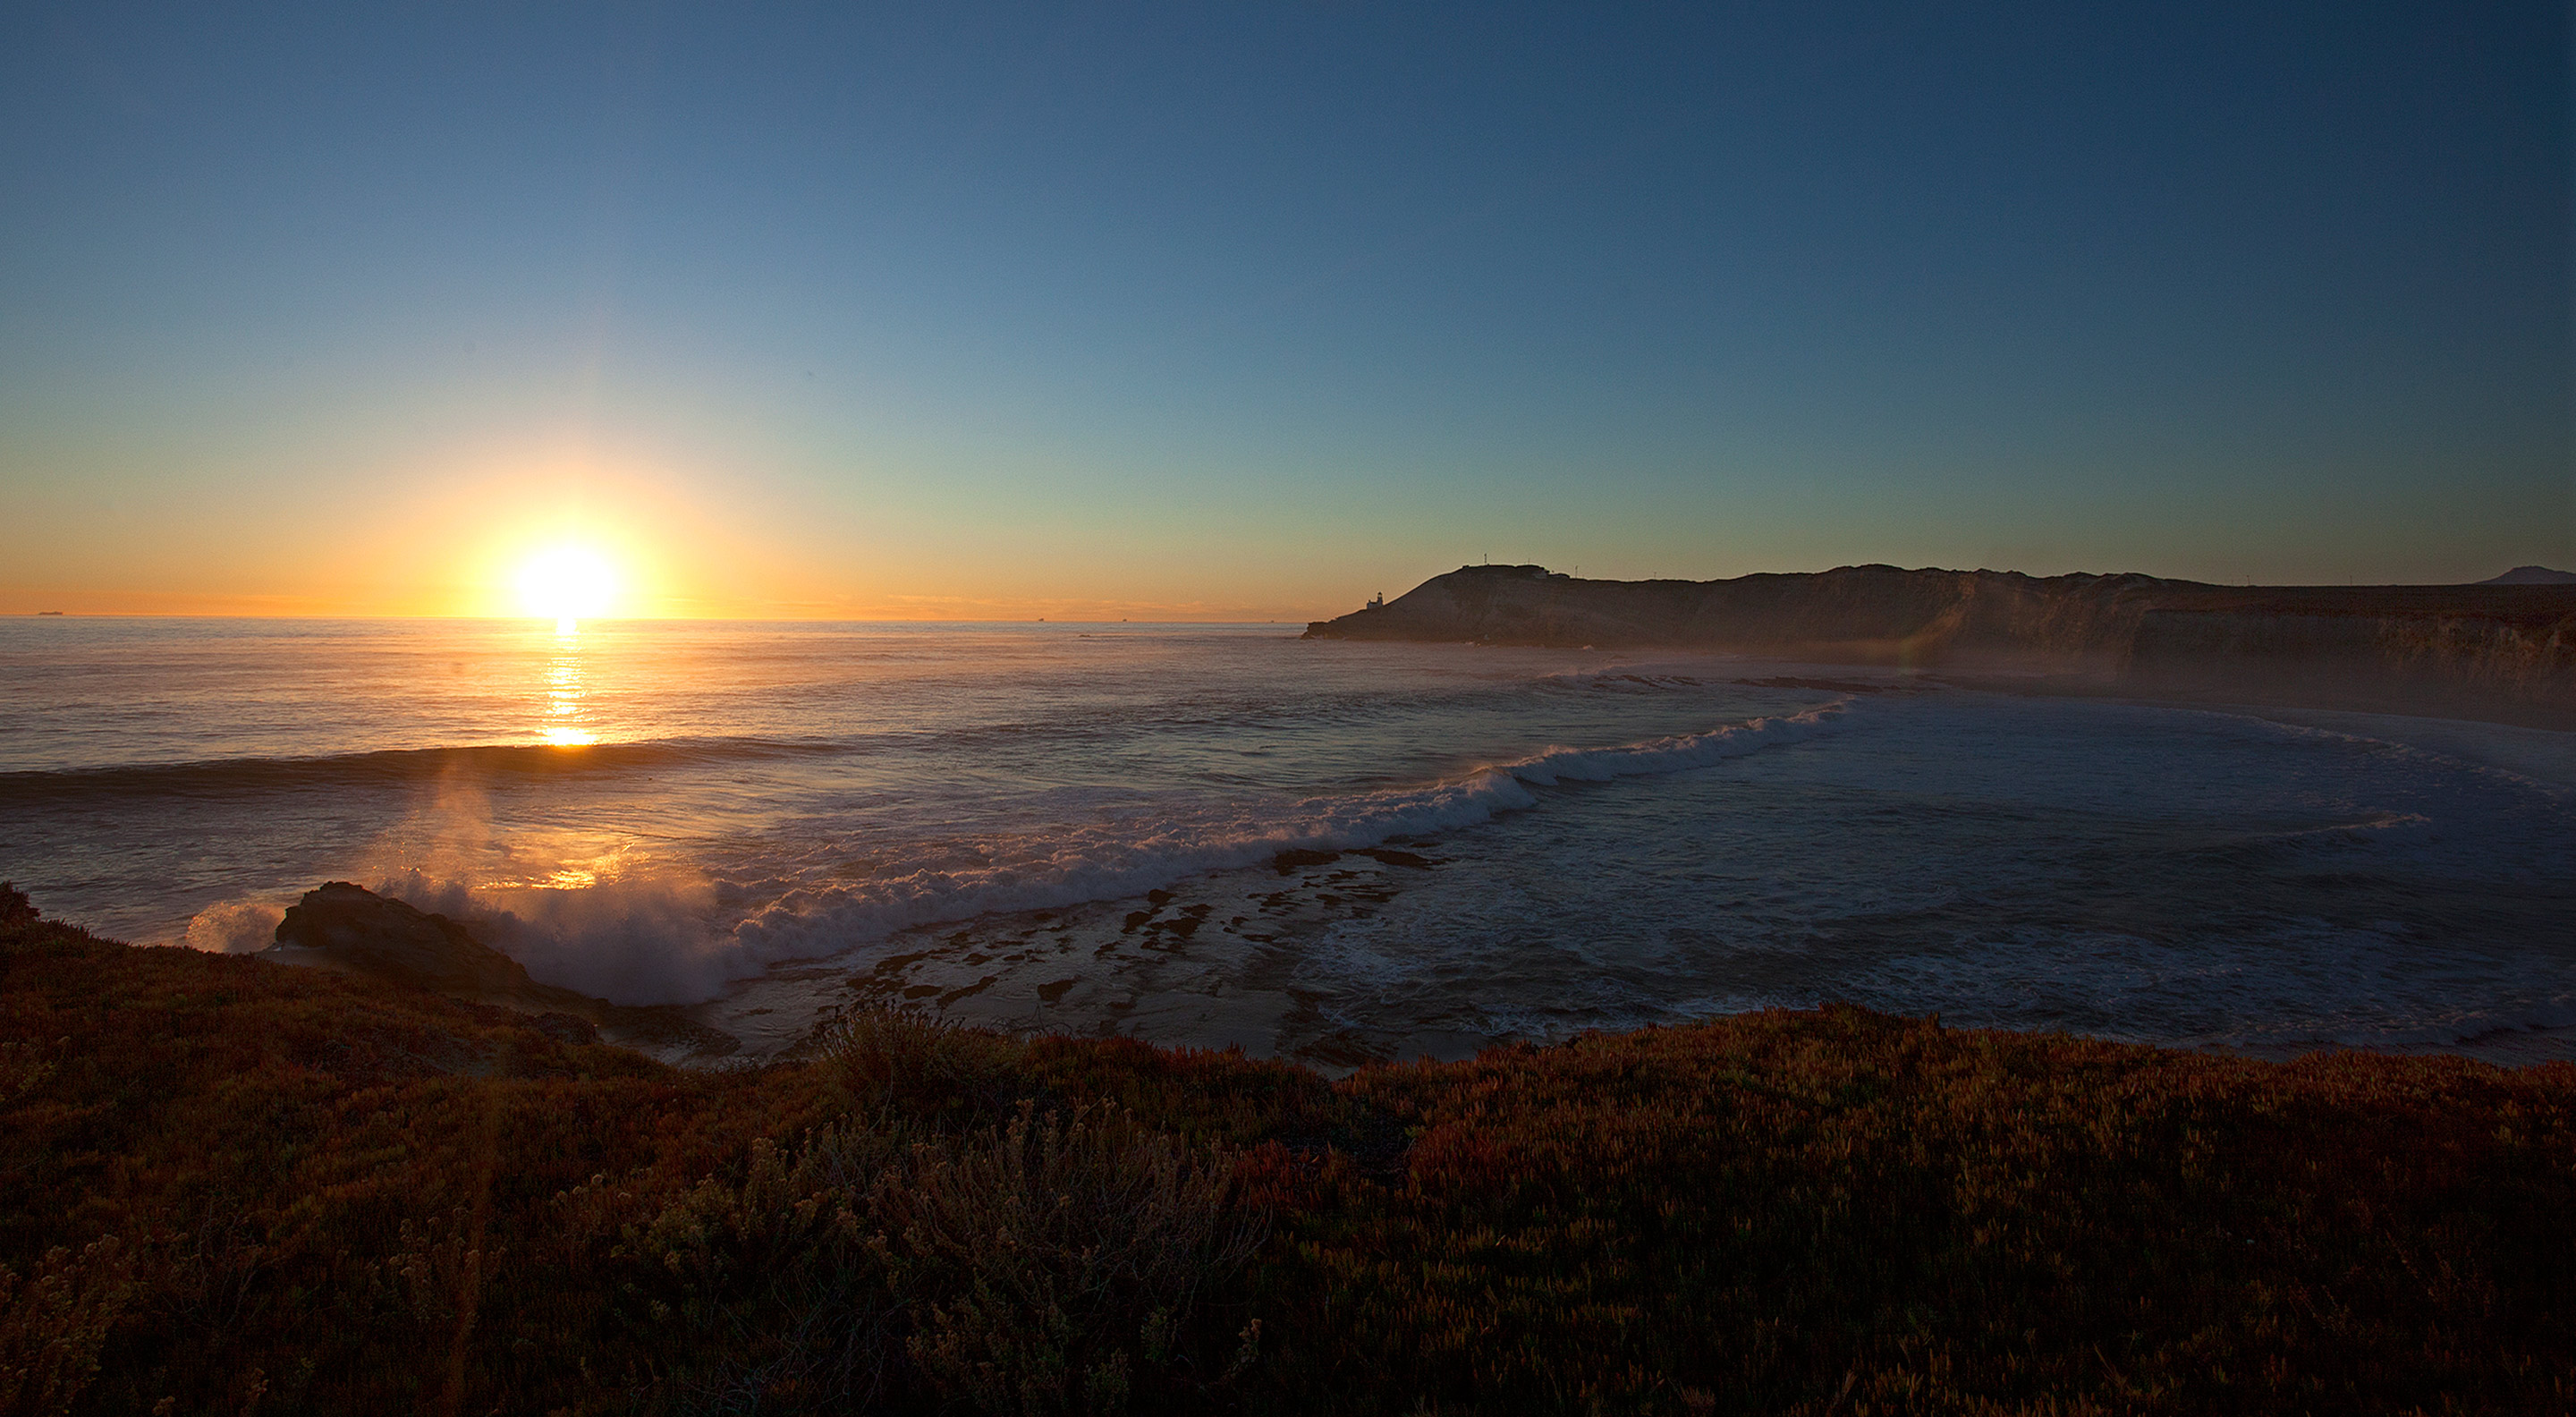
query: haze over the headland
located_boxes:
[3,2,2568,620]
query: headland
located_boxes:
[1307,564,2576,728]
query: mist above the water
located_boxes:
[349,759,747,1004]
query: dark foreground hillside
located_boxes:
[4,884,2571,1415]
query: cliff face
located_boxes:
[1304,564,2576,725]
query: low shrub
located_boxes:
[3,887,2571,1415]
[825,1003,1036,1127]
[877,1101,1266,1415]
[0,1238,135,1417]
[577,1124,907,1414]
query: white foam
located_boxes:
[724,768,1542,968]
[310,701,1853,1005]
[371,869,745,1006]
[1501,703,1846,785]
[728,702,1853,977]
[182,900,285,955]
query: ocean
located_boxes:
[4,616,2571,1068]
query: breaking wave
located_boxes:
[346,702,1857,1005]
[720,702,1854,979]
[0,737,849,804]
[370,870,743,1006]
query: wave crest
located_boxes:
[183,702,1855,1007]
[0,737,845,805]
[730,702,1852,972]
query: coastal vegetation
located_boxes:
[4,882,2571,1415]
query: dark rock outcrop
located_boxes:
[274,881,535,995]
[267,882,736,1059]
[1306,564,2576,726]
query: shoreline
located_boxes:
[18,671,2570,1073]
[160,856,2576,1075]
[7,624,2564,1076]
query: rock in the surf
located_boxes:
[272,881,533,995]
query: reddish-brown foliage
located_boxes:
[1258,1015,2576,1414]
[3,883,2569,1415]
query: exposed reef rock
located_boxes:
[1306,564,2576,726]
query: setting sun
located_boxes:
[515,545,619,632]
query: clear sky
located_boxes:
[3,2,2568,618]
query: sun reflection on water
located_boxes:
[541,627,596,747]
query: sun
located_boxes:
[515,545,620,632]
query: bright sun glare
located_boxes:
[516,545,619,632]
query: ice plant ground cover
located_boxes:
[3,883,2571,1415]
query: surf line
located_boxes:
[723,700,1867,972]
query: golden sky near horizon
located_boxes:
[5,8,2566,620]
[4,439,1419,622]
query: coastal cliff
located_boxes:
[1305,564,2576,725]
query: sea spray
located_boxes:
[321,702,1860,1004]
[182,899,286,954]
[370,869,739,1005]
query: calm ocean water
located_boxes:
[4,616,2571,1068]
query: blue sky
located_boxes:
[2,2,2567,615]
